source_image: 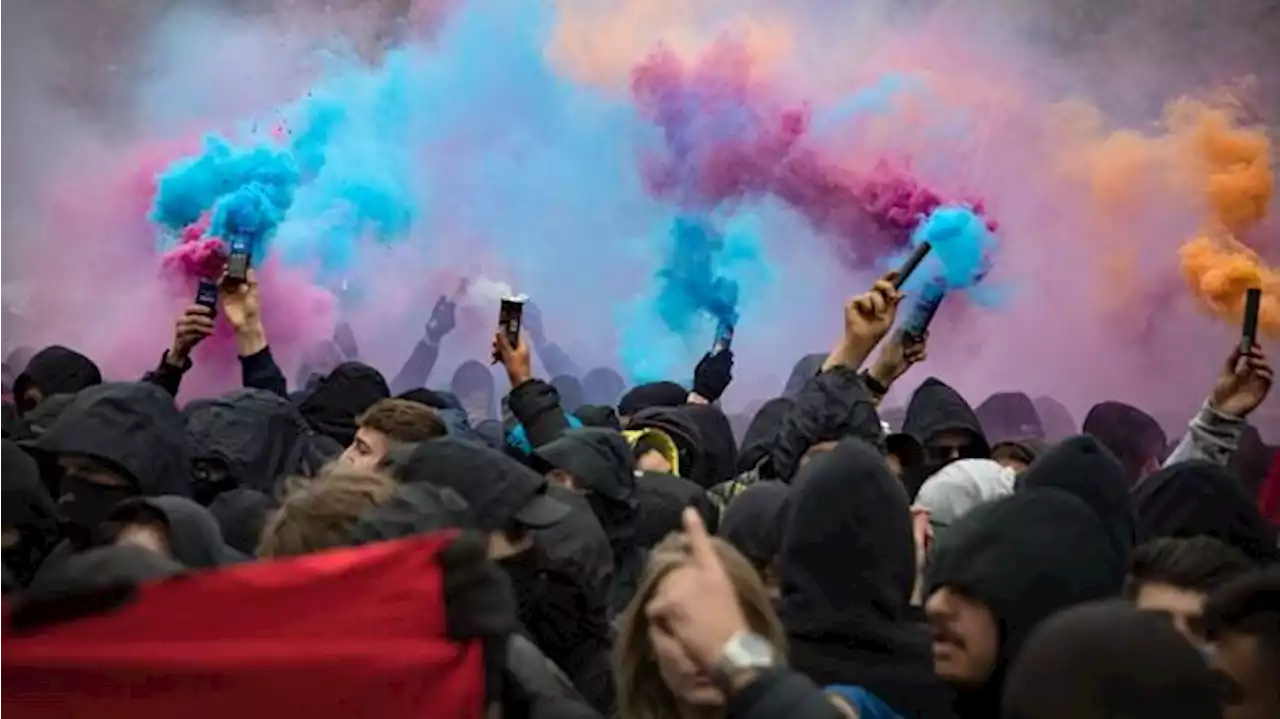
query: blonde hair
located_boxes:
[256,465,398,558]
[615,533,787,719]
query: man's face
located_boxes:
[636,449,672,474]
[546,468,581,492]
[58,455,129,488]
[1133,581,1208,643]
[1211,632,1280,719]
[339,426,389,471]
[927,430,974,464]
[926,586,1000,686]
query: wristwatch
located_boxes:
[711,631,778,693]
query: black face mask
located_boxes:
[57,474,136,547]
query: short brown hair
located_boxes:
[256,466,398,558]
[357,398,447,444]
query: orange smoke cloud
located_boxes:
[1175,101,1278,336]
[546,0,794,91]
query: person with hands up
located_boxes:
[388,294,456,394]
[494,328,572,449]
[824,271,905,372]
[219,269,288,397]
[636,508,848,719]
[1162,344,1274,471]
[142,303,215,397]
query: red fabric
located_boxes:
[3,532,485,719]
[1258,450,1280,527]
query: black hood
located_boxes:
[1002,600,1224,719]
[185,388,340,499]
[782,353,827,398]
[36,382,190,497]
[780,440,954,718]
[736,398,792,473]
[1133,460,1279,565]
[1032,396,1077,442]
[550,375,584,413]
[294,339,345,389]
[110,496,238,569]
[1017,435,1136,568]
[617,381,687,418]
[679,404,738,488]
[634,471,715,547]
[398,387,463,411]
[384,438,565,532]
[349,482,472,545]
[574,404,621,430]
[533,428,636,504]
[975,392,1044,443]
[208,488,276,556]
[297,361,390,448]
[717,480,788,566]
[1082,401,1166,486]
[12,346,102,415]
[581,367,625,407]
[628,406,703,479]
[2,439,61,587]
[902,377,989,455]
[19,393,76,441]
[926,487,1127,712]
[450,360,497,421]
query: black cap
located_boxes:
[383,437,568,531]
[532,428,636,502]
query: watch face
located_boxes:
[726,632,777,668]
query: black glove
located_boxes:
[425,295,456,343]
[693,349,733,402]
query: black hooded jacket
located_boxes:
[903,377,990,457]
[296,362,390,448]
[533,428,643,615]
[635,470,717,547]
[185,388,339,500]
[12,346,102,415]
[37,382,191,498]
[925,488,1127,718]
[717,480,789,570]
[975,391,1045,443]
[1082,401,1166,486]
[769,366,883,482]
[109,496,239,569]
[780,439,956,718]
[2,440,61,587]
[679,404,739,489]
[1133,460,1279,565]
[508,379,573,451]
[736,398,793,474]
[1017,436,1137,568]
[628,406,703,480]
[782,353,827,398]
[617,381,687,418]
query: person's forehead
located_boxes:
[933,430,972,445]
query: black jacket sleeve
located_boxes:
[726,669,845,719]
[240,346,288,398]
[388,339,441,395]
[768,366,880,482]
[141,352,188,398]
[508,378,571,449]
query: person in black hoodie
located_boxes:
[902,377,991,478]
[924,484,1128,718]
[582,367,626,408]
[11,345,102,416]
[208,487,276,556]
[2,439,61,588]
[296,361,391,448]
[532,427,643,616]
[717,480,789,599]
[34,382,191,554]
[780,439,956,718]
[1082,401,1168,486]
[617,381,688,423]
[1132,459,1279,565]
[451,359,498,425]
[185,388,341,503]
[680,404,739,490]
[384,437,615,714]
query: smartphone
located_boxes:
[226,236,251,283]
[494,295,526,362]
[711,320,735,355]
[1242,287,1262,352]
[195,279,219,314]
[904,278,947,339]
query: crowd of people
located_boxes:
[3,267,1278,719]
